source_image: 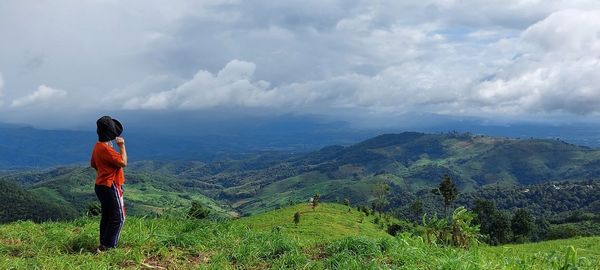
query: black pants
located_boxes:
[95,184,124,248]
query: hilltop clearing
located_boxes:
[0,204,598,269]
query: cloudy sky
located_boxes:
[1,0,600,128]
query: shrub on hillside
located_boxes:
[86,202,101,217]
[511,208,534,241]
[473,199,513,245]
[343,198,350,207]
[422,207,480,249]
[387,223,404,236]
[547,224,582,240]
[188,201,210,220]
[450,207,480,248]
[312,193,320,208]
[387,220,419,236]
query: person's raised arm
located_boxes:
[91,154,97,169]
[115,137,128,167]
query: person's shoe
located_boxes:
[95,245,108,253]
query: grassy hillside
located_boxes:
[485,237,600,259]
[238,203,391,245]
[0,204,598,269]
[0,179,78,223]
[1,167,234,219]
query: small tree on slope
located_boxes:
[433,174,458,218]
[294,212,300,225]
[312,193,320,210]
[188,201,210,220]
[511,208,534,242]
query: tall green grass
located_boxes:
[1,204,598,269]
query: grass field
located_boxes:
[484,237,600,259]
[0,203,598,269]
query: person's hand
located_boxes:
[115,137,125,147]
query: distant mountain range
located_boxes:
[0,117,372,168]
[2,113,600,169]
[2,131,599,221]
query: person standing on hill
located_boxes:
[91,116,127,250]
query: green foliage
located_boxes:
[386,220,416,237]
[386,223,403,236]
[409,199,424,222]
[531,216,551,242]
[311,193,320,210]
[422,212,449,245]
[458,180,600,217]
[371,181,390,213]
[473,199,513,245]
[434,174,459,216]
[450,207,480,249]
[548,224,581,240]
[422,207,480,249]
[187,201,210,220]
[511,208,534,241]
[474,198,598,245]
[373,216,380,224]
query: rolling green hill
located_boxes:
[0,167,235,219]
[0,204,598,269]
[221,132,600,213]
[0,179,78,223]
[2,132,600,217]
[238,203,392,245]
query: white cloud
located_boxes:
[469,9,600,115]
[122,58,476,114]
[10,85,67,108]
[2,2,600,126]
[121,8,600,118]
[522,9,600,52]
[123,60,274,109]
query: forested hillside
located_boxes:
[458,180,600,216]
[209,132,600,213]
[2,132,599,220]
[0,179,77,223]
[0,167,234,220]
[387,180,600,217]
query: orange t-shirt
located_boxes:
[91,142,125,188]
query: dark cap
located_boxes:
[96,116,123,142]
